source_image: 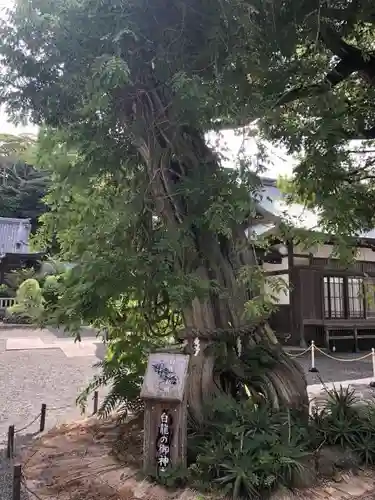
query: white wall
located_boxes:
[264,273,290,305]
[356,247,375,262]
[262,257,289,304]
[295,243,375,262]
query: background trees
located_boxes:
[0,133,48,229]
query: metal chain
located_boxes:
[12,401,76,436]
[314,345,373,362]
[14,413,41,434]
[48,404,75,412]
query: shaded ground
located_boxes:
[20,416,207,500]
[291,350,374,386]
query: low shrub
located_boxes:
[311,385,375,466]
[188,397,311,499]
[0,284,14,298]
[7,278,44,323]
[167,385,375,499]
[3,311,33,324]
[42,275,61,307]
[4,268,39,292]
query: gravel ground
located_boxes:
[0,454,29,500]
[0,344,107,443]
[0,328,107,500]
[292,349,374,386]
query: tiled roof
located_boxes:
[0,217,31,255]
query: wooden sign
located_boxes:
[141,352,190,474]
[141,353,189,402]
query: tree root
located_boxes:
[183,326,309,425]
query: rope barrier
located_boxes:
[287,345,312,358]
[314,345,373,362]
[288,340,375,383]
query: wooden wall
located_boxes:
[269,259,375,346]
[298,268,323,321]
[310,258,375,274]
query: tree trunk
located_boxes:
[130,88,308,423]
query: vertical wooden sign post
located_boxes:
[140,352,190,475]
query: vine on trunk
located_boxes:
[130,91,308,417]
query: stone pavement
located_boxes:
[6,336,101,358]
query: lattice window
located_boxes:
[323,276,345,319]
[323,277,330,318]
[365,277,375,318]
[347,277,364,318]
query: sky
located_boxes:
[0,105,38,135]
[0,108,294,178]
[207,129,294,178]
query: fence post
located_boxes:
[40,404,46,432]
[370,348,375,388]
[309,341,318,373]
[7,425,15,459]
[12,464,21,500]
[93,391,99,415]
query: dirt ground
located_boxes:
[18,415,375,500]
[20,414,205,500]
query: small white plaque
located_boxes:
[140,353,189,402]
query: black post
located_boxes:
[40,404,47,432]
[7,425,15,459]
[12,464,21,500]
[93,391,99,415]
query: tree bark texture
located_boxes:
[130,88,308,423]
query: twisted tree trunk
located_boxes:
[130,88,308,422]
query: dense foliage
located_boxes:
[0,0,373,417]
[0,1,374,239]
[0,133,48,229]
[158,387,374,499]
[0,0,373,329]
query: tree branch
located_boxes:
[345,126,375,140]
[216,8,375,131]
[277,21,375,108]
[323,1,375,26]
[275,58,355,107]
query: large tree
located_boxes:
[5,0,372,417]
